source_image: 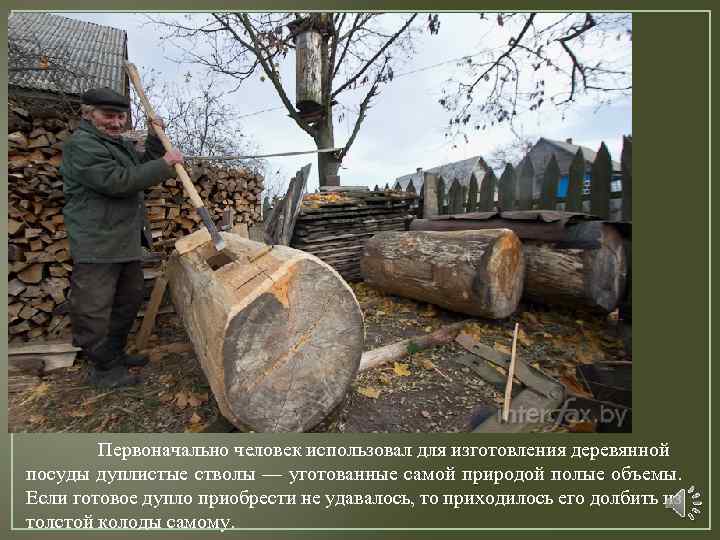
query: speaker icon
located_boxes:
[664,485,703,520]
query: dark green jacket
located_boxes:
[60,119,175,263]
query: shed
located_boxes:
[8,12,128,114]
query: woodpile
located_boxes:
[7,103,264,343]
[166,231,364,432]
[142,161,264,257]
[361,229,526,319]
[8,104,77,343]
[290,188,416,281]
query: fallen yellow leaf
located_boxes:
[517,328,532,347]
[420,359,435,370]
[494,342,512,355]
[357,386,381,399]
[189,412,202,424]
[175,392,189,409]
[68,407,92,418]
[19,382,50,405]
[393,362,411,376]
[187,392,209,408]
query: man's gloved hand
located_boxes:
[163,148,184,167]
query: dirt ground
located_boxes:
[8,282,630,433]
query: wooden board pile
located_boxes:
[290,188,416,282]
[7,103,264,343]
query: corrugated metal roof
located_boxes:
[8,12,127,97]
[393,156,489,191]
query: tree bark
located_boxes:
[315,116,340,187]
[166,232,364,432]
[523,223,626,312]
[361,229,525,319]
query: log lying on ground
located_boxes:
[523,223,626,312]
[411,217,627,313]
[166,231,364,432]
[361,230,525,319]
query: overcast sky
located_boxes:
[53,11,632,193]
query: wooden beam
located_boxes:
[135,274,169,351]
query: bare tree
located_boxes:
[148,12,438,186]
[485,124,536,172]
[128,67,266,175]
[439,13,631,140]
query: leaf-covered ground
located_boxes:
[8,282,630,433]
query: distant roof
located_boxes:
[8,12,128,97]
[541,138,621,171]
[394,156,489,191]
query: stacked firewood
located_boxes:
[146,163,264,256]
[8,104,76,343]
[7,103,264,342]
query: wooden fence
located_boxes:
[386,136,632,222]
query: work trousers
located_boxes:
[69,261,144,366]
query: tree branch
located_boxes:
[236,13,315,137]
[331,14,417,98]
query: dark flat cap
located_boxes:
[82,87,130,112]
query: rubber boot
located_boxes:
[107,336,149,368]
[118,352,150,368]
[86,346,142,389]
[88,363,142,388]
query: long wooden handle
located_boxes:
[125,62,204,209]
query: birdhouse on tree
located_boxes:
[288,16,330,122]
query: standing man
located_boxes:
[60,87,184,388]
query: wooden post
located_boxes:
[436,176,447,215]
[466,173,479,212]
[448,179,464,214]
[422,172,439,218]
[566,148,586,213]
[478,169,498,212]
[135,274,169,351]
[540,154,560,210]
[591,142,612,219]
[517,158,535,210]
[621,135,632,221]
[498,163,517,210]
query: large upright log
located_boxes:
[361,230,525,319]
[166,232,364,432]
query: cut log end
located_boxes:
[523,224,626,313]
[482,230,526,318]
[223,257,363,432]
[167,234,364,432]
